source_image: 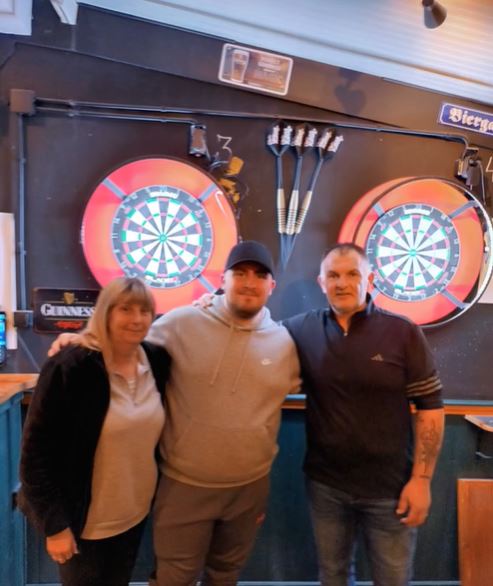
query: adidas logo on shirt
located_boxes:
[370,353,384,362]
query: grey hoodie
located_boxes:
[147,296,301,488]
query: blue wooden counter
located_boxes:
[20,404,493,585]
[0,374,38,586]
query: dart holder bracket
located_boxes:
[189,124,209,158]
[455,147,480,187]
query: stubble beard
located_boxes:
[229,303,263,320]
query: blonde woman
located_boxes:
[19,277,169,586]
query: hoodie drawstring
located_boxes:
[230,331,251,393]
[209,323,235,386]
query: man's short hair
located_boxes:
[321,242,368,263]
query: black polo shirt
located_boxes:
[284,300,443,499]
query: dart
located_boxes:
[285,124,318,236]
[279,124,317,268]
[267,121,292,235]
[294,129,344,235]
[267,121,293,269]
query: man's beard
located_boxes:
[228,302,263,320]
[229,306,263,319]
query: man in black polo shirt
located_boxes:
[284,243,444,586]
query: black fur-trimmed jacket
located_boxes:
[18,342,170,538]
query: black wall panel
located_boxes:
[0,43,490,401]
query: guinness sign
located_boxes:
[33,288,99,334]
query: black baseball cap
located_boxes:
[224,241,275,276]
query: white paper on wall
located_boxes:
[0,212,17,349]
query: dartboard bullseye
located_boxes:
[82,158,238,313]
[367,203,460,302]
[338,177,493,327]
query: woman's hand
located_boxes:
[46,527,79,564]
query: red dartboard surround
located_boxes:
[81,157,238,313]
[338,177,493,327]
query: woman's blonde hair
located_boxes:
[80,277,155,362]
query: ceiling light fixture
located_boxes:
[422,0,447,29]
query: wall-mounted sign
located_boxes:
[81,157,238,314]
[438,102,493,137]
[219,43,293,96]
[33,288,99,334]
[338,177,493,328]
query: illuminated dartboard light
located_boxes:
[367,203,460,302]
[339,177,493,327]
[82,158,238,313]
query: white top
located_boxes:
[81,347,165,539]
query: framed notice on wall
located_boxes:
[219,43,293,96]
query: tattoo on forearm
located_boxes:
[417,416,441,476]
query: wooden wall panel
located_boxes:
[458,478,493,586]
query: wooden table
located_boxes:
[0,374,39,404]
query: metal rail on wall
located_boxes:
[33,94,472,151]
[33,94,489,213]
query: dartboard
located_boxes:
[339,177,493,327]
[366,203,460,302]
[82,158,238,313]
[111,186,214,288]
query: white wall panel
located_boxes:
[0,0,32,35]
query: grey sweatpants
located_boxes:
[151,474,270,586]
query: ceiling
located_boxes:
[2,0,493,106]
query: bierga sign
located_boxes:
[439,102,493,137]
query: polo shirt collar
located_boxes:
[326,293,376,323]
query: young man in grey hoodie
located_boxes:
[147,240,301,586]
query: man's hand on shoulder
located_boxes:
[47,333,82,357]
[192,293,216,309]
